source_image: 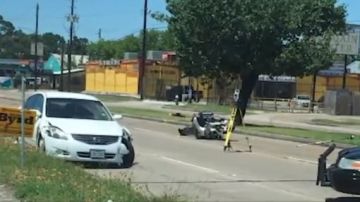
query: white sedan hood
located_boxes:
[46,118,124,136]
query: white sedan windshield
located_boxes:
[46,98,112,121]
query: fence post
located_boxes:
[274,99,277,111]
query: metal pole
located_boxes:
[60,42,65,91]
[34,3,39,91]
[20,75,25,168]
[342,55,348,89]
[98,28,102,40]
[67,0,75,92]
[311,72,317,112]
[139,0,148,100]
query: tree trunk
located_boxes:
[215,77,227,105]
[234,71,258,126]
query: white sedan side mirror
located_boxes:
[112,114,123,120]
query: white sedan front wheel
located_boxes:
[121,138,135,168]
[38,136,46,153]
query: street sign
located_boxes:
[0,107,36,137]
[330,33,360,55]
[30,42,44,57]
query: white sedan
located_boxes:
[25,91,135,168]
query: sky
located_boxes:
[0,0,359,42]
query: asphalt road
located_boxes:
[87,118,356,202]
[0,94,358,201]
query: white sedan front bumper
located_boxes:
[44,134,129,165]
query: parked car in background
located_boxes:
[293,94,311,107]
[24,91,135,168]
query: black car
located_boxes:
[317,144,360,195]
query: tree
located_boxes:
[41,32,65,59]
[88,40,122,60]
[1,15,91,59]
[0,15,15,35]
[165,0,346,124]
[72,36,89,55]
[0,15,31,58]
[87,30,176,60]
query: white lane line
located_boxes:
[132,127,321,201]
[138,152,320,201]
[160,156,220,174]
[160,156,319,201]
[284,156,317,165]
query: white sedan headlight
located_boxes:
[122,128,132,141]
[42,124,68,140]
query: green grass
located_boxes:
[89,94,139,103]
[240,125,360,146]
[310,118,360,126]
[0,140,183,202]
[109,106,190,124]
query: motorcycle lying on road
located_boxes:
[178,111,227,140]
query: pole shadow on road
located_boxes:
[325,197,360,202]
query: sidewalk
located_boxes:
[0,184,18,202]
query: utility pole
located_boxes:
[34,3,39,91]
[67,0,76,92]
[98,28,102,40]
[342,55,348,89]
[60,42,65,91]
[139,0,148,100]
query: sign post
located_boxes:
[20,75,25,167]
[0,77,36,168]
[331,33,360,89]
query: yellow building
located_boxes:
[85,60,182,98]
[85,60,139,95]
[296,74,360,101]
[85,59,217,100]
[86,58,360,102]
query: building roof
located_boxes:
[52,68,85,75]
[318,60,360,76]
[0,59,31,66]
[51,53,89,66]
[348,61,360,74]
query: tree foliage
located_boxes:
[165,0,346,122]
[0,15,89,59]
[166,0,346,77]
[87,30,176,60]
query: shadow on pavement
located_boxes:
[75,161,139,169]
[325,197,360,202]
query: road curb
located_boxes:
[122,114,188,126]
[122,114,354,149]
